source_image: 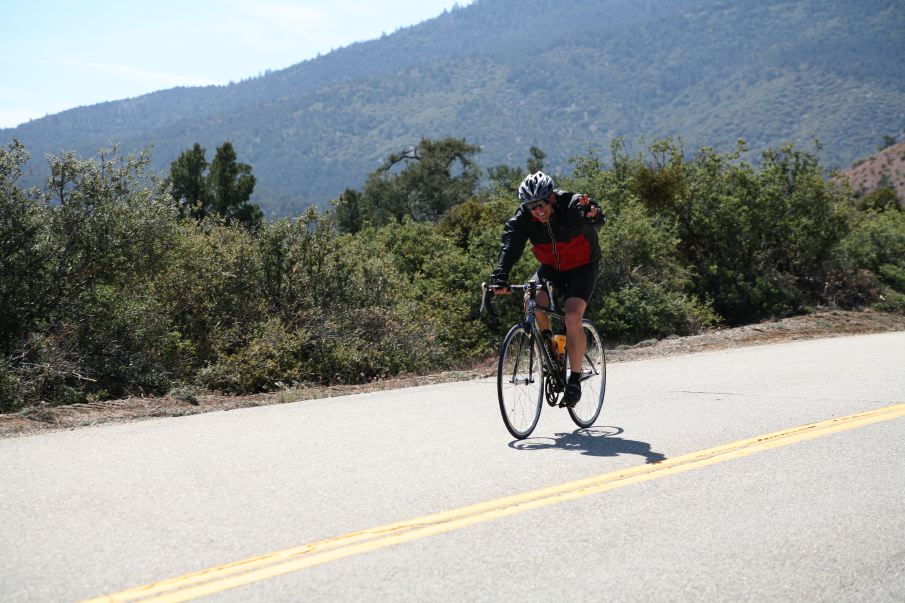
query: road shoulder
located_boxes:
[2,308,903,438]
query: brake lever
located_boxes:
[480,282,491,315]
[479,282,498,326]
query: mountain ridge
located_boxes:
[4,0,904,216]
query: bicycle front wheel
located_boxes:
[497,324,544,439]
[566,319,606,428]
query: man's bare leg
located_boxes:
[563,297,587,374]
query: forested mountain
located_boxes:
[4,0,904,216]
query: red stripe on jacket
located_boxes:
[531,235,592,271]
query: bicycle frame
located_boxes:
[506,281,567,395]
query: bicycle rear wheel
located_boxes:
[497,324,544,439]
[566,319,606,428]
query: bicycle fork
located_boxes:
[507,325,537,386]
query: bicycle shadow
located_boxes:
[510,426,667,464]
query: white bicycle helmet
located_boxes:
[518,171,555,204]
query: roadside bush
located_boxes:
[585,140,860,324]
[256,209,387,318]
[1,145,184,405]
[3,137,903,411]
[565,151,717,341]
[841,209,905,273]
[362,217,491,360]
[839,205,905,310]
[44,147,178,297]
[61,285,189,397]
[198,318,310,392]
[591,198,716,341]
[0,358,25,413]
[195,211,452,390]
[0,141,53,353]
[596,282,716,342]
[305,305,442,384]
[5,333,92,407]
[875,264,905,314]
[151,219,265,369]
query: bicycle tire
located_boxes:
[566,319,606,428]
[497,324,544,439]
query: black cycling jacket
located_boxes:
[490,190,605,285]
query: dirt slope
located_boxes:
[839,139,905,201]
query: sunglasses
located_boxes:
[524,200,548,211]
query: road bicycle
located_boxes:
[481,281,606,439]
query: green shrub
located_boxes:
[3,138,904,411]
[1,145,186,405]
[879,263,905,291]
[582,140,860,323]
[875,289,905,314]
[305,306,443,384]
[564,163,717,341]
[199,318,310,392]
[0,141,53,353]
[63,285,191,398]
[874,264,905,314]
[151,219,265,366]
[360,217,492,359]
[5,333,91,407]
[842,209,905,273]
[857,188,901,212]
[0,358,25,413]
[595,282,717,342]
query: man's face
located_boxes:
[526,196,553,223]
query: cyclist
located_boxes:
[490,171,605,406]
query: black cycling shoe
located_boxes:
[563,375,582,407]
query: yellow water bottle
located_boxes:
[552,335,566,360]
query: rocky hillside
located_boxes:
[840,139,905,202]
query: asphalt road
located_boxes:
[2,332,904,602]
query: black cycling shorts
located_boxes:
[533,261,599,304]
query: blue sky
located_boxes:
[1,0,473,129]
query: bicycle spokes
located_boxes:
[497,325,544,439]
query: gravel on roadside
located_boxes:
[2,308,903,438]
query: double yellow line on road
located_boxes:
[85,402,905,603]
